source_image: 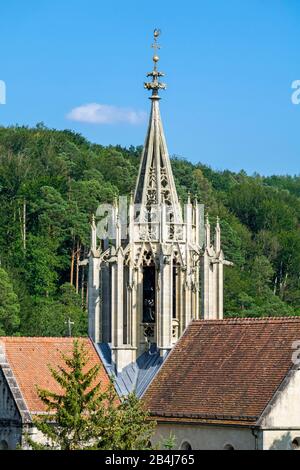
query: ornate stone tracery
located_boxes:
[88,30,231,374]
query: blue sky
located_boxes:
[0,0,300,175]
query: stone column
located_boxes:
[111,250,124,372]
[178,267,185,336]
[126,265,133,345]
[183,244,192,327]
[185,194,192,244]
[201,251,210,320]
[131,266,138,350]
[209,261,215,319]
[137,265,144,355]
[183,274,192,328]
[88,255,101,343]
[157,254,173,355]
[192,264,200,320]
[215,218,223,320]
[101,263,111,343]
[193,198,200,245]
[217,260,224,319]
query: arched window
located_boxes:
[224,443,235,450]
[0,440,8,450]
[180,441,192,450]
[292,437,300,450]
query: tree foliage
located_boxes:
[26,340,155,450]
[0,267,20,335]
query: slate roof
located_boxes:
[0,337,111,413]
[143,318,300,425]
[96,343,165,397]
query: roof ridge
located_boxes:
[192,317,300,324]
[150,411,258,421]
[0,336,89,341]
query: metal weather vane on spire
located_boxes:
[144,29,166,99]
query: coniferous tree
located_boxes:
[26,339,155,450]
[27,340,104,450]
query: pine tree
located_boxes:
[26,339,156,450]
[27,339,105,450]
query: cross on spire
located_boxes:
[151,29,161,56]
[144,29,166,99]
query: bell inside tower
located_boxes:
[143,266,156,323]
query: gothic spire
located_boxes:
[134,29,182,223]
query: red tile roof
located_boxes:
[143,318,300,424]
[0,337,111,413]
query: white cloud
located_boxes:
[66,103,146,125]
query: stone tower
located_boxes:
[88,31,230,384]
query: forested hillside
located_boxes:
[0,124,300,336]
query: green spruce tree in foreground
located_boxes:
[26,339,155,450]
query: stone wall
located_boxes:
[259,430,300,450]
[152,422,256,450]
[256,368,300,450]
[0,368,22,449]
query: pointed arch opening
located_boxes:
[143,266,156,324]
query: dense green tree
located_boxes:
[27,340,155,450]
[0,268,20,335]
[250,256,274,296]
[98,392,155,450]
[22,284,87,337]
[24,235,61,297]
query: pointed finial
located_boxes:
[187,191,191,204]
[215,216,221,252]
[144,29,166,100]
[130,190,134,204]
[91,214,97,250]
[205,213,211,247]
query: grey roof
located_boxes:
[95,343,166,397]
